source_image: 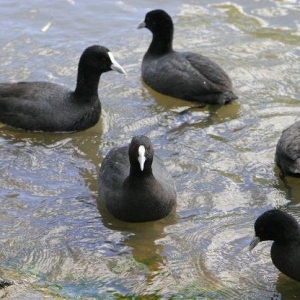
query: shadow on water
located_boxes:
[0,119,104,166]
[274,274,300,300]
[273,165,300,205]
[141,81,242,130]
[97,201,179,272]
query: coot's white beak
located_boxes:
[108,52,127,75]
[137,21,146,29]
[138,145,146,171]
[249,236,260,251]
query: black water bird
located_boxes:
[98,135,177,222]
[275,121,300,178]
[137,9,238,105]
[0,45,126,132]
[250,209,300,281]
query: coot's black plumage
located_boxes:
[275,121,300,178]
[0,45,126,132]
[137,9,238,105]
[98,135,177,222]
[249,209,300,281]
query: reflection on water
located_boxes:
[99,204,178,271]
[0,0,300,299]
[275,171,300,205]
[275,274,300,300]
[142,81,242,126]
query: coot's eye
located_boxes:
[102,57,107,62]
[146,145,151,151]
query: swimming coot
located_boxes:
[249,209,300,281]
[0,45,126,132]
[137,9,238,105]
[98,135,177,222]
[275,121,300,178]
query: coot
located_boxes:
[137,9,238,105]
[249,209,300,281]
[98,135,177,222]
[275,121,300,178]
[0,45,126,132]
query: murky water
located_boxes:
[0,0,300,299]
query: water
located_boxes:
[0,0,300,299]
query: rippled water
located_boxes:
[0,0,300,299]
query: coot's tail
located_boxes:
[226,91,238,101]
[217,91,238,105]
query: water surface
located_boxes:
[0,0,300,299]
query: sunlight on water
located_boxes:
[0,0,300,299]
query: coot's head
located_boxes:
[249,209,300,250]
[79,45,126,75]
[128,135,154,172]
[137,9,174,36]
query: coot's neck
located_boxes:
[275,227,300,244]
[129,163,153,178]
[74,63,101,99]
[288,228,300,241]
[148,26,174,56]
